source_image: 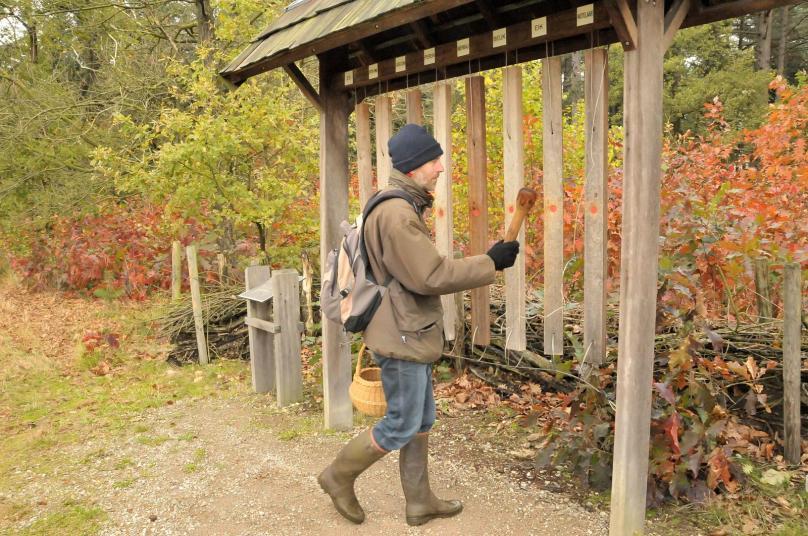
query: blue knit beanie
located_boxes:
[388,124,443,174]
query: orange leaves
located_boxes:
[707,448,738,493]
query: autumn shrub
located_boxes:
[9,202,212,300]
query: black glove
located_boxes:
[486,240,520,271]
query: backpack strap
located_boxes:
[359,189,417,286]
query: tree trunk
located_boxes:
[254,221,270,265]
[194,0,214,43]
[28,23,38,63]
[756,10,774,71]
[777,6,790,75]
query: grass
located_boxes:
[183,448,207,474]
[0,289,252,534]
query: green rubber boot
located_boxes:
[318,429,387,524]
[399,433,463,526]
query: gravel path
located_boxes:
[25,394,610,536]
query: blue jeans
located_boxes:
[370,354,435,452]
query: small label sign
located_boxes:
[493,28,507,47]
[457,38,470,57]
[395,56,406,73]
[344,71,353,86]
[531,17,547,37]
[368,63,378,79]
[577,4,594,26]
[424,48,435,65]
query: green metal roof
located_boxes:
[222,0,421,81]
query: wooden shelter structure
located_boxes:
[220,0,800,533]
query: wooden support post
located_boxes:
[186,245,209,365]
[356,100,374,208]
[542,56,564,356]
[503,65,527,352]
[454,288,466,372]
[245,265,275,393]
[609,0,665,534]
[466,75,490,347]
[375,95,393,189]
[272,269,303,406]
[433,81,456,341]
[217,253,226,282]
[583,48,609,378]
[320,56,353,430]
[754,257,772,322]
[782,263,802,465]
[406,89,423,125]
[301,251,315,333]
[171,240,182,301]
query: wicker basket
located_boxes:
[349,344,387,417]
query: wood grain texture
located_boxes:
[406,89,423,125]
[272,269,303,407]
[320,59,353,430]
[356,100,374,208]
[186,245,209,365]
[782,263,802,465]
[503,65,526,351]
[582,48,608,377]
[466,75,490,347]
[609,1,665,533]
[542,56,563,356]
[245,265,274,394]
[433,81,456,341]
[171,240,182,301]
[375,95,393,189]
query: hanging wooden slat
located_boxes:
[782,263,802,465]
[542,56,564,356]
[433,81,456,341]
[356,100,374,208]
[503,65,526,352]
[375,95,393,189]
[406,89,424,125]
[466,75,490,347]
[320,57,353,431]
[609,0,665,532]
[582,47,609,378]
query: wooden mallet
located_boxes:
[504,187,539,242]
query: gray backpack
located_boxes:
[321,190,416,333]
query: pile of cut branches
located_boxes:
[158,284,249,364]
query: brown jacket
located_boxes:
[362,169,495,363]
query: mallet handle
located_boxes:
[504,188,538,242]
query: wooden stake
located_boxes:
[356,100,374,208]
[466,75,490,347]
[754,257,772,321]
[406,89,423,125]
[375,95,393,189]
[272,269,303,406]
[583,48,609,377]
[301,250,315,333]
[217,253,226,283]
[186,244,209,365]
[434,81,456,341]
[171,240,182,301]
[320,57,353,430]
[245,265,274,393]
[782,262,802,465]
[504,66,527,352]
[542,56,564,356]
[609,1,665,533]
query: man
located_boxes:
[318,124,519,526]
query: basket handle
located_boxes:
[355,344,367,378]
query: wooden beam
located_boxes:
[409,20,435,49]
[245,266,276,394]
[272,269,303,407]
[283,63,323,113]
[474,0,500,28]
[433,81,456,341]
[375,95,393,189]
[406,89,424,125]
[582,47,609,379]
[679,0,804,31]
[542,56,564,357]
[782,263,802,465]
[466,75,490,347]
[609,0,665,532]
[356,100,374,208]
[604,0,637,50]
[357,30,619,99]
[663,0,691,51]
[340,3,611,90]
[503,65,527,352]
[319,54,353,431]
